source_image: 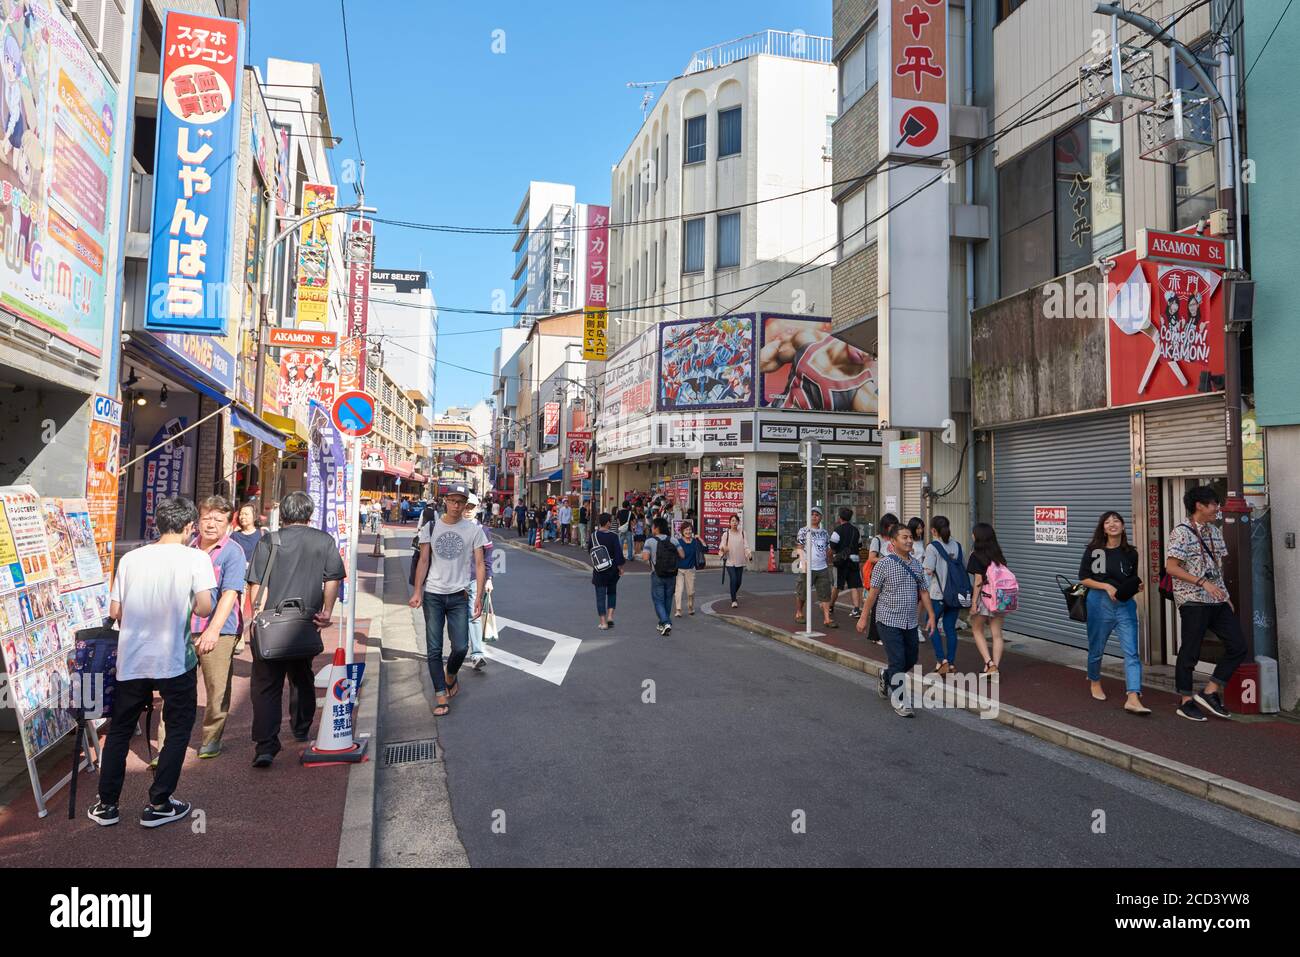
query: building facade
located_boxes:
[368,268,437,412]
[511,182,594,322]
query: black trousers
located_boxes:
[251,655,316,754]
[1176,602,1249,695]
[98,668,197,807]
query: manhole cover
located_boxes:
[383,739,438,767]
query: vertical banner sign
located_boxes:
[296,183,336,327]
[85,395,122,577]
[146,12,245,334]
[701,472,745,554]
[341,219,374,393]
[139,420,191,541]
[582,205,610,359]
[0,0,120,357]
[544,402,560,446]
[881,0,948,158]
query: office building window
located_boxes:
[1173,55,1218,230]
[1054,113,1124,275]
[653,146,660,191]
[838,179,877,258]
[683,217,705,273]
[685,115,706,165]
[838,24,876,114]
[717,212,741,268]
[998,140,1054,295]
[718,107,741,158]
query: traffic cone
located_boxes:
[301,646,368,766]
[768,545,777,573]
[534,527,542,550]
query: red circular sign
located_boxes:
[454,451,483,467]
[898,106,939,148]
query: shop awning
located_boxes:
[128,337,232,407]
[263,411,308,444]
[411,471,428,484]
[386,460,416,479]
[529,468,563,483]
[229,406,287,450]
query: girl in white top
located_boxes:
[719,514,752,608]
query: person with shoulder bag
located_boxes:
[672,521,705,617]
[1078,511,1149,714]
[590,512,626,629]
[720,513,752,608]
[857,523,936,717]
[245,491,345,767]
[922,515,971,676]
[829,507,864,620]
[967,522,1018,679]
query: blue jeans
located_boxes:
[929,606,960,663]
[422,590,469,694]
[1085,588,1142,693]
[879,622,919,705]
[620,529,633,559]
[726,565,744,601]
[596,581,618,617]
[650,574,674,626]
[467,579,485,658]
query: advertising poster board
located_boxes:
[755,474,778,554]
[658,314,755,411]
[139,418,192,541]
[84,395,121,577]
[145,10,245,335]
[543,402,560,445]
[341,219,374,392]
[759,315,878,413]
[1034,506,1068,545]
[0,0,121,357]
[599,327,656,428]
[296,182,336,327]
[701,472,744,554]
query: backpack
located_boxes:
[834,524,861,565]
[589,532,613,572]
[980,561,1019,614]
[930,540,973,609]
[652,537,679,577]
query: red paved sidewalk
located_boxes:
[0,535,383,867]
[712,592,1300,806]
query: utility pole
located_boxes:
[1095,3,1253,650]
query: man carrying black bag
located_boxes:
[245,491,345,768]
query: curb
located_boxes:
[496,534,591,572]
[336,531,386,868]
[713,607,1300,836]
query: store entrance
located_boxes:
[777,456,878,561]
[1158,475,1229,670]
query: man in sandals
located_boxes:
[408,483,487,716]
[793,506,836,629]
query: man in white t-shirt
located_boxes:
[408,484,487,717]
[793,506,835,628]
[90,497,216,829]
[558,502,573,544]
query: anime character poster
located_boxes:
[0,0,119,357]
[759,315,879,414]
[657,314,755,411]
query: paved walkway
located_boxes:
[0,533,384,866]
[711,592,1300,806]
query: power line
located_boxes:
[1245,0,1294,82]
[339,0,366,166]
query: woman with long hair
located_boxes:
[967,523,1009,676]
[923,515,966,675]
[720,513,752,608]
[1079,511,1150,714]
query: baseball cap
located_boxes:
[445,483,470,500]
[467,492,481,508]
[810,505,823,515]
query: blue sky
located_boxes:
[250,0,832,410]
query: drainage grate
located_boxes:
[383,739,438,767]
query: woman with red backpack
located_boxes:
[967,523,1018,678]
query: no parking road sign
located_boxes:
[331,390,376,438]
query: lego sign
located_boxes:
[881,0,948,159]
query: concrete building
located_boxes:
[511,182,596,322]
[368,268,437,412]
[511,310,584,503]
[599,29,880,563]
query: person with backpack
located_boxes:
[672,521,705,617]
[1079,511,1149,714]
[590,512,625,629]
[829,507,864,620]
[856,523,936,717]
[968,522,1017,678]
[1165,485,1248,722]
[641,517,684,636]
[616,501,633,559]
[719,513,752,608]
[89,497,217,828]
[923,515,971,676]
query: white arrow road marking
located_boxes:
[483,615,581,686]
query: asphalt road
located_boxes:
[384,541,1300,867]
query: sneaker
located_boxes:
[87,800,119,827]
[1194,690,1231,719]
[252,752,275,768]
[877,672,888,699]
[656,623,666,636]
[198,742,221,759]
[139,797,191,828]
[894,703,915,718]
[662,624,671,637]
[470,655,487,671]
[1176,701,1208,722]
[849,607,861,619]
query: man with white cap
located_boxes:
[408,483,487,716]
[793,504,836,629]
[464,492,494,671]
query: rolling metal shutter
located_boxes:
[1143,397,1226,476]
[993,414,1132,650]
[901,469,922,521]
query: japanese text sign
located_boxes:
[341,219,374,393]
[880,0,948,158]
[296,182,336,327]
[544,402,560,446]
[145,11,244,335]
[585,205,609,308]
[583,308,608,361]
